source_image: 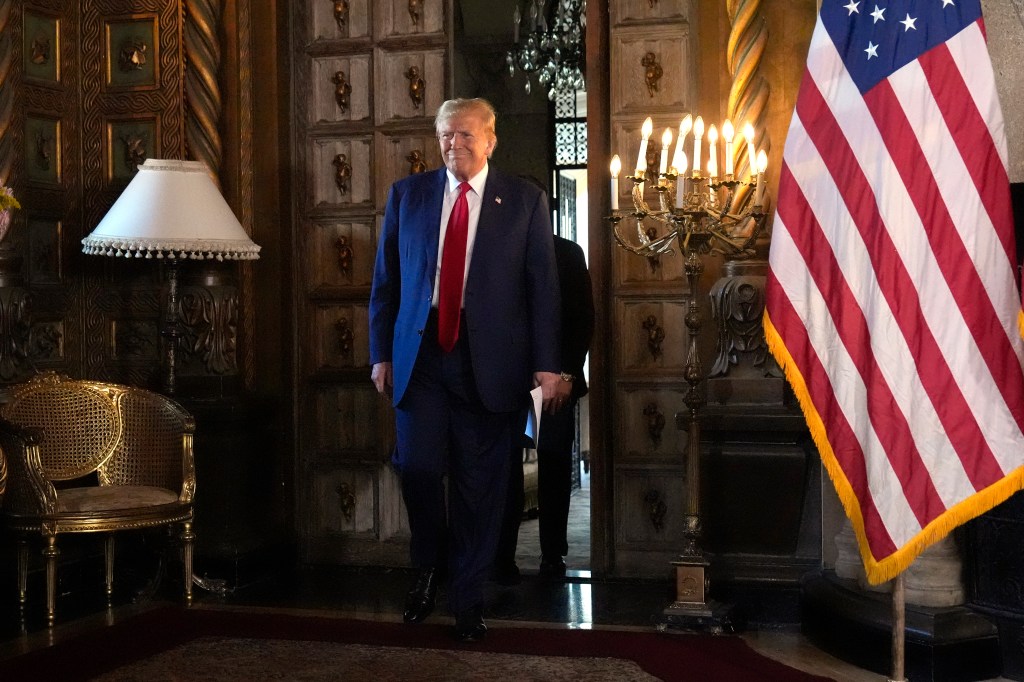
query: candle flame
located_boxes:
[743,122,755,143]
[661,128,673,148]
[707,124,718,144]
[757,149,768,173]
[722,120,734,143]
[610,155,622,178]
[693,116,705,139]
[679,114,693,137]
[641,117,653,140]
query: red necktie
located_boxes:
[438,182,471,352]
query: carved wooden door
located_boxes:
[290,0,453,565]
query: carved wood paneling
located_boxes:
[610,0,691,25]
[311,465,378,535]
[311,135,374,209]
[305,218,377,292]
[311,54,373,124]
[617,299,688,371]
[312,384,381,454]
[312,0,371,41]
[293,0,451,565]
[374,131,441,206]
[610,25,692,116]
[615,466,686,548]
[80,0,184,385]
[374,0,445,38]
[310,302,369,371]
[373,47,446,125]
[615,384,688,458]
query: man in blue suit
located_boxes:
[369,98,562,642]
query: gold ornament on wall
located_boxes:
[331,70,352,113]
[335,235,353,276]
[405,66,425,109]
[641,52,663,97]
[642,314,665,359]
[333,0,349,30]
[406,149,427,175]
[332,153,351,195]
[408,0,421,25]
[118,39,148,72]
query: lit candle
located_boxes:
[513,6,521,44]
[635,117,654,177]
[755,149,768,205]
[675,152,688,209]
[692,116,705,174]
[659,128,673,176]
[743,123,757,180]
[671,114,692,173]
[722,120,734,177]
[706,124,718,180]
[610,155,621,211]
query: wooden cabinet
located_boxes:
[290,0,452,565]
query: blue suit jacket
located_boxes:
[369,166,561,413]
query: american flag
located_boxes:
[764,0,1024,584]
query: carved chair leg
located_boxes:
[17,539,29,610]
[43,533,58,627]
[104,534,115,604]
[181,520,194,606]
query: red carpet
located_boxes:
[0,606,835,681]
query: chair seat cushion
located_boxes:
[58,485,179,513]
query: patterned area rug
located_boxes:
[92,637,659,681]
[0,606,835,682]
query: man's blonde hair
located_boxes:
[435,98,497,141]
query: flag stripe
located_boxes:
[764,259,899,559]
[794,71,998,510]
[765,4,1024,584]
[776,155,940,535]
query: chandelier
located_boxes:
[505,0,586,100]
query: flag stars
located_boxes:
[900,13,917,31]
[871,4,886,23]
[844,0,860,14]
[940,0,955,7]
[865,41,879,59]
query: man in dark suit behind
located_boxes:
[369,98,562,642]
[495,233,594,582]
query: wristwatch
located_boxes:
[559,372,574,383]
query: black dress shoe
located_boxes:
[538,556,567,580]
[403,568,439,624]
[452,608,487,642]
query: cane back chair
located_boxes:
[0,372,196,625]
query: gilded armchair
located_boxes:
[0,372,196,625]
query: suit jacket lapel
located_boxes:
[423,168,448,280]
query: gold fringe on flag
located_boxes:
[763,312,1024,585]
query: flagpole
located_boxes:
[888,572,907,682]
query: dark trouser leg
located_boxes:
[495,434,525,570]
[537,399,577,559]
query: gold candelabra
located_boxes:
[609,167,767,629]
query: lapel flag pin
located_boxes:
[495,197,502,204]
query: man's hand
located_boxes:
[533,371,561,414]
[372,362,394,398]
[547,376,573,415]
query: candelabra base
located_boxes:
[663,597,737,634]
[661,556,738,633]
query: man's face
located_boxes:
[437,112,495,181]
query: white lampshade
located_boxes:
[82,159,261,261]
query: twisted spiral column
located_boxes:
[725,0,769,201]
[0,0,16,187]
[184,0,224,182]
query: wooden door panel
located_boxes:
[614,384,688,460]
[374,131,442,206]
[310,302,370,371]
[373,47,446,125]
[309,53,374,124]
[305,218,378,293]
[309,135,375,210]
[616,299,688,372]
